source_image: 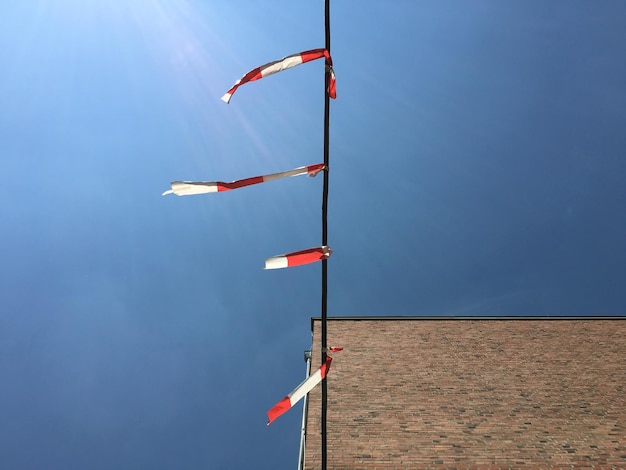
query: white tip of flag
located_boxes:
[165,182,218,196]
[264,256,289,270]
[162,190,174,196]
[221,93,232,104]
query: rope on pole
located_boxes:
[321,1,331,469]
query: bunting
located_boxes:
[160,2,338,455]
[162,164,325,196]
[265,246,332,270]
[267,355,333,425]
[221,48,336,103]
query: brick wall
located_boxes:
[304,318,626,469]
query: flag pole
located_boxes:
[321,0,331,469]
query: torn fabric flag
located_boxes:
[162,163,325,196]
[221,48,336,103]
[264,246,332,270]
[267,356,333,425]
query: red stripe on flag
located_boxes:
[300,48,327,63]
[217,175,264,191]
[319,355,332,378]
[307,163,326,177]
[328,69,337,99]
[286,247,330,267]
[266,397,291,425]
[241,67,264,84]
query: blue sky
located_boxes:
[1,1,625,468]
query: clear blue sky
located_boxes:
[1,1,625,468]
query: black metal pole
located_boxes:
[321,1,330,469]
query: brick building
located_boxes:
[303,317,626,469]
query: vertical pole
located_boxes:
[298,350,313,470]
[321,1,330,469]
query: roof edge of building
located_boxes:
[310,315,626,331]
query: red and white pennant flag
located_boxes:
[264,246,332,270]
[162,163,325,196]
[221,48,336,104]
[267,353,338,425]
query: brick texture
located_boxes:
[304,318,626,469]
